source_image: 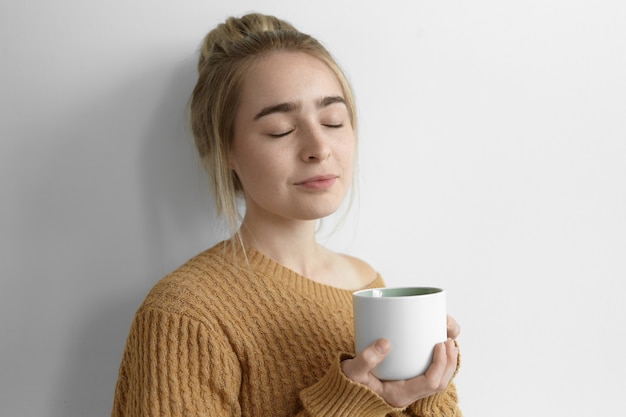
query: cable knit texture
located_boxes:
[112,241,461,416]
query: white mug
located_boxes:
[352,287,447,380]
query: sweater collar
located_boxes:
[213,240,383,302]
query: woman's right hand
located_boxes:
[340,338,458,408]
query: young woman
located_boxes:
[112,13,461,417]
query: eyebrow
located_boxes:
[253,96,346,121]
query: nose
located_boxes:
[299,124,331,162]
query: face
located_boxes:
[230,51,355,222]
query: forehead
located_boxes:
[238,51,344,109]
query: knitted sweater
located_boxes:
[112,241,461,417]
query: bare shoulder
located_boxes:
[337,253,378,288]
[315,246,378,290]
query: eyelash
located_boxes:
[269,124,343,138]
[269,130,294,138]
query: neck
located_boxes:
[238,214,326,278]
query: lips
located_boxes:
[295,174,339,190]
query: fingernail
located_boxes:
[375,339,389,354]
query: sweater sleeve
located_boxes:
[111,307,243,417]
[113,309,400,417]
[297,352,403,417]
[405,383,461,417]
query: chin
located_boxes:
[295,204,342,221]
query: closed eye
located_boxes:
[323,123,343,128]
[268,129,294,138]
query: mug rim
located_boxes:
[353,286,444,298]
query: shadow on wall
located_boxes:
[47,56,225,416]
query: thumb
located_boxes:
[342,339,391,383]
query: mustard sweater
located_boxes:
[112,242,461,416]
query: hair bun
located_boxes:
[198,13,297,70]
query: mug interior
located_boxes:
[356,287,442,298]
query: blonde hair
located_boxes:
[189,13,357,240]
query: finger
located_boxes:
[342,339,390,384]
[422,342,449,390]
[447,315,461,339]
[442,339,459,383]
[390,342,448,407]
[382,341,458,408]
[426,339,458,390]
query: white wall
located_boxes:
[1,1,624,416]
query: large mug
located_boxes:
[352,287,447,380]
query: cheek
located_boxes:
[231,151,280,192]
[232,156,259,184]
[338,138,356,168]
[343,142,357,184]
